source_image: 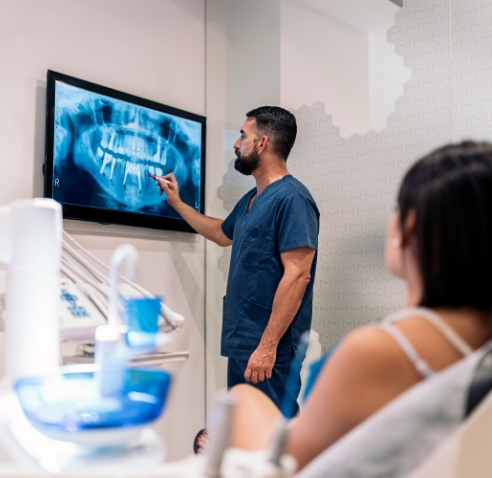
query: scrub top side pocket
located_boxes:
[231,297,272,348]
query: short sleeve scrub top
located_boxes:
[221,175,320,361]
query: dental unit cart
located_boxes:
[0,199,182,476]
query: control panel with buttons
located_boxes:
[60,279,107,341]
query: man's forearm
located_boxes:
[260,273,310,348]
[154,174,232,246]
[172,200,231,246]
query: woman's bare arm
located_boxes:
[286,326,422,469]
[229,326,420,460]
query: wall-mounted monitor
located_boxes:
[44,70,205,232]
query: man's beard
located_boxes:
[234,147,260,176]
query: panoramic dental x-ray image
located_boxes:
[52,81,202,219]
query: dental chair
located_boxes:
[407,347,492,478]
[295,342,492,478]
[138,339,492,478]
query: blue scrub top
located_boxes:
[221,175,319,360]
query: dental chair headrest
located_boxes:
[466,346,492,417]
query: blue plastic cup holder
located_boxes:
[124,297,162,349]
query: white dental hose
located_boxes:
[62,256,102,291]
[62,231,182,330]
[63,238,109,284]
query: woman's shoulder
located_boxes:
[303,325,423,437]
[337,324,405,360]
[328,324,424,389]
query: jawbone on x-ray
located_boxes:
[53,82,202,218]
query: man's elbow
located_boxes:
[212,223,232,247]
[214,231,233,247]
[293,271,311,288]
[300,272,311,286]
[216,237,232,247]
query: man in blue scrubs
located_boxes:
[153,106,319,410]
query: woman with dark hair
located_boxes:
[228,141,492,471]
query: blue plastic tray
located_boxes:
[14,366,172,433]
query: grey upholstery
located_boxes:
[296,343,491,478]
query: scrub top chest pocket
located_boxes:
[238,223,275,270]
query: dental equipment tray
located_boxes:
[14,365,172,433]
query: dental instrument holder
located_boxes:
[205,393,237,478]
[0,199,62,381]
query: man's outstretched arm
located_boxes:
[153,173,232,247]
[244,246,316,383]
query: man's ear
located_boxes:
[256,135,269,154]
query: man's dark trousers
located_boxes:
[227,356,301,416]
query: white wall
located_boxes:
[0,0,205,461]
[281,1,370,137]
[280,0,410,137]
[368,30,412,132]
[232,0,281,122]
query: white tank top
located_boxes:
[380,307,474,378]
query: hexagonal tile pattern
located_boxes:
[216,0,492,349]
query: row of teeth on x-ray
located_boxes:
[98,152,163,192]
[96,131,167,192]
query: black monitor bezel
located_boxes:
[44,70,206,233]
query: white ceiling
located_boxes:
[300,0,400,32]
[224,0,400,33]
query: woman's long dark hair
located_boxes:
[398,141,492,311]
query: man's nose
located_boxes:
[233,138,240,149]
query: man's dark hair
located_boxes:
[398,141,492,312]
[246,106,297,160]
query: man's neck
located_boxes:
[252,158,290,196]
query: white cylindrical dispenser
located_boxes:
[3,199,62,380]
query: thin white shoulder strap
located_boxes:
[383,307,474,357]
[380,323,435,378]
